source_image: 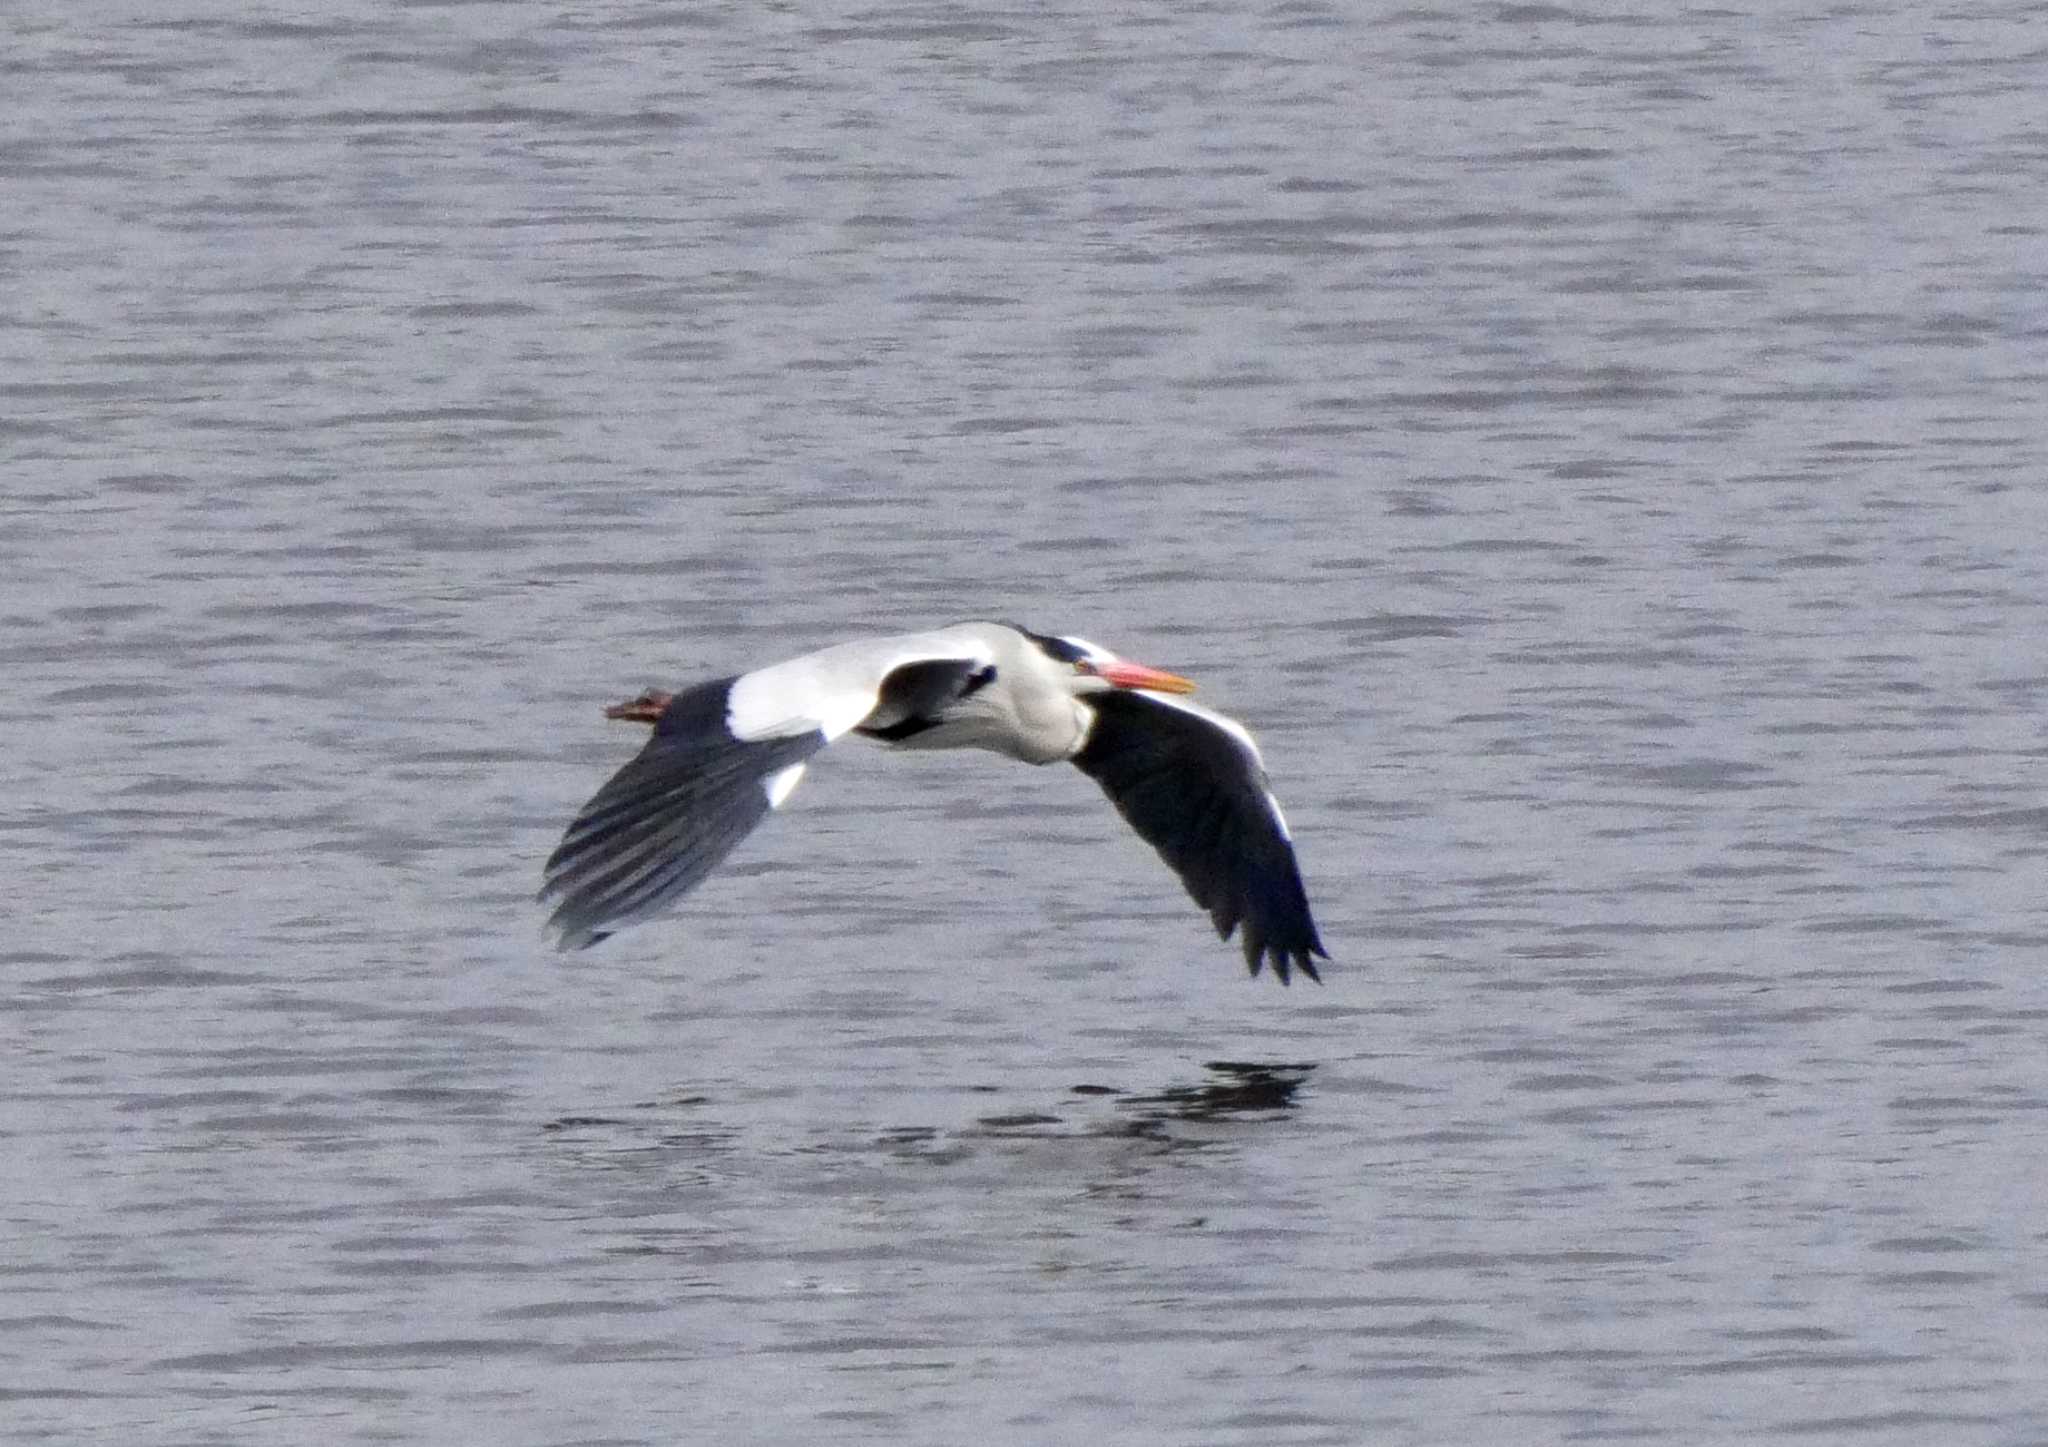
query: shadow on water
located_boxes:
[540,1062,1318,1169]
[1112,1059,1318,1123]
[960,1059,1319,1148]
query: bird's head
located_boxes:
[1023,630,1198,696]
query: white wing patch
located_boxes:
[725,629,1001,743]
[764,763,808,809]
[726,657,867,741]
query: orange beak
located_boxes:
[1089,659,1197,694]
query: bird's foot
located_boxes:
[603,689,674,725]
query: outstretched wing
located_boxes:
[540,676,827,949]
[1071,689,1327,984]
[540,630,1000,950]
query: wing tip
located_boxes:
[1243,930,1329,986]
[543,910,613,952]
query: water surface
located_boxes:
[6,3,2047,1443]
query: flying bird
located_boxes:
[540,622,1327,983]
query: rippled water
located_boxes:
[7,4,2048,1443]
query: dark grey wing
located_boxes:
[1072,690,1327,984]
[540,676,827,950]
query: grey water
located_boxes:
[6,3,2048,1443]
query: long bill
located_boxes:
[1090,660,1197,694]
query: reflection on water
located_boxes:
[1114,1060,1317,1123]
[964,1059,1318,1142]
[539,1061,1317,1169]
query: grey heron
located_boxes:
[540,622,1327,983]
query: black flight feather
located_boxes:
[1071,689,1326,984]
[540,676,827,950]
